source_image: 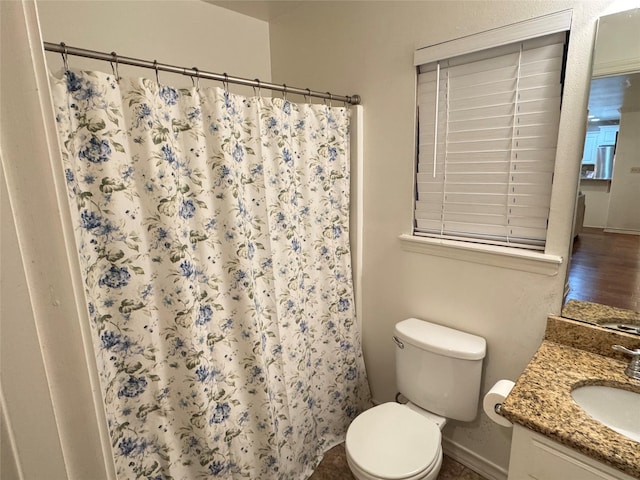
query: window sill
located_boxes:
[398,234,563,276]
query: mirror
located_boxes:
[562,8,640,335]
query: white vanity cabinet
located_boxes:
[508,425,637,480]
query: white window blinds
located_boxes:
[415,32,567,250]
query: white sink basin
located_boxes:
[571,385,640,442]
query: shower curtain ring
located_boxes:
[222,73,229,92]
[60,42,69,71]
[282,84,288,102]
[253,78,262,98]
[304,88,311,103]
[153,60,160,85]
[110,51,120,83]
[327,92,333,108]
[192,67,200,91]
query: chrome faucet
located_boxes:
[613,345,640,380]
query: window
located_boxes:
[413,13,571,251]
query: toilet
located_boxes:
[345,318,486,480]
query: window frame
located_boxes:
[401,9,573,273]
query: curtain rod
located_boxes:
[43,42,361,106]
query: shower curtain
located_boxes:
[50,69,370,479]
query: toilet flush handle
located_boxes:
[393,336,404,349]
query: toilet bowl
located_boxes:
[345,318,486,480]
[345,402,443,480]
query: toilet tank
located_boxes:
[394,318,486,422]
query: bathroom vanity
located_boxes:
[509,426,636,480]
[501,316,640,480]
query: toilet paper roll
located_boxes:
[483,379,515,427]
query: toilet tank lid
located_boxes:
[395,318,486,360]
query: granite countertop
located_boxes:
[501,316,640,478]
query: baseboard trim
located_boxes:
[603,228,640,236]
[442,437,509,480]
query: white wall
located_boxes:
[1,1,271,478]
[268,1,624,476]
[1,398,22,480]
[607,109,640,232]
[38,0,272,92]
[1,169,68,480]
[592,6,640,77]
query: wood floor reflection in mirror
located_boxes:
[566,228,640,312]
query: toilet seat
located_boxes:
[346,402,442,479]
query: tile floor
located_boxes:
[310,443,487,480]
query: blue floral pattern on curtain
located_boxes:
[50,70,370,479]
